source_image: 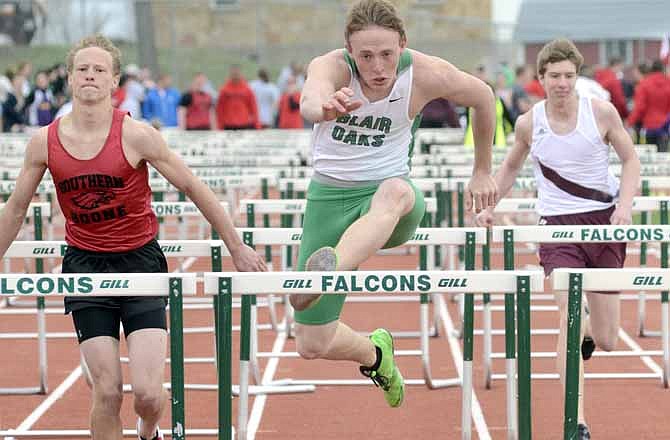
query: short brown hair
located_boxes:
[345,0,406,44]
[536,38,583,77]
[66,34,122,76]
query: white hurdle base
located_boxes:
[274,378,461,387]
[492,372,662,380]
[0,386,44,395]
[121,382,315,395]
[0,428,231,438]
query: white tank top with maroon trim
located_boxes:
[530,95,620,216]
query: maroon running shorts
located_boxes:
[538,206,626,293]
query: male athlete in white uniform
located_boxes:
[293,0,498,408]
[477,38,640,438]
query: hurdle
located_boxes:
[239,197,441,337]
[0,202,52,395]
[552,268,670,438]
[484,195,669,297]
[204,268,545,440]
[1,237,311,405]
[485,224,670,438]
[151,201,229,240]
[0,272,196,439]
[231,226,485,394]
[488,224,670,374]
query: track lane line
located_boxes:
[438,294,492,440]
[247,321,288,439]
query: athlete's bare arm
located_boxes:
[476,112,532,227]
[300,50,361,123]
[497,112,532,197]
[123,118,266,271]
[0,127,49,257]
[411,50,497,212]
[593,98,640,224]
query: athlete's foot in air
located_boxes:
[360,328,405,407]
[290,247,338,311]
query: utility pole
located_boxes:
[134,0,159,76]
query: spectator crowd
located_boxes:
[1,55,669,152]
[0,59,307,133]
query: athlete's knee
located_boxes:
[374,178,414,215]
[295,323,337,360]
[133,385,164,416]
[92,379,123,414]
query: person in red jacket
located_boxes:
[277,76,304,129]
[595,57,629,119]
[524,74,545,100]
[215,65,260,130]
[627,60,670,152]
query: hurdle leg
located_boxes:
[420,295,460,389]
[35,212,48,395]
[482,232,492,389]
[237,295,253,440]
[503,229,517,440]
[638,291,648,337]
[516,276,532,440]
[663,297,669,388]
[426,246,440,337]
[218,279,234,440]
[461,231,477,439]
[563,274,583,440]
[483,297,492,389]
[281,243,295,336]
[249,298,262,385]
[37,302,48,394]
[169,277,186,440]
[662,201,669,387]
[637,182,649,336]
[462,292,474,440]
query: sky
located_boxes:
[493,0,522,25]
[492,0,522,41]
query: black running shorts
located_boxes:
[62,238,169,343]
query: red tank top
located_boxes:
[47,109,158,252]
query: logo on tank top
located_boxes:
[71,191,115,209]
[331,114,392,147]
[57,174,127,225]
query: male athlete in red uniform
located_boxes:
[0,35,266,440]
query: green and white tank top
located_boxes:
[311,49,419,182]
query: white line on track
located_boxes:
[9,366,83,435]
[247,321,289,439]
[438,294,492,440]
[617,328,663,375]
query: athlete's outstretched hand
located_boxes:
[475,207,495,228]
[322,87,363,121]
[466,171,498,213]
[230,244,268,272]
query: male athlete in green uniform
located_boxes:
[293,0,497,407]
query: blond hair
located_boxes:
[536,38,584,77]
[66,34,122,76]
[345,0,406,44]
